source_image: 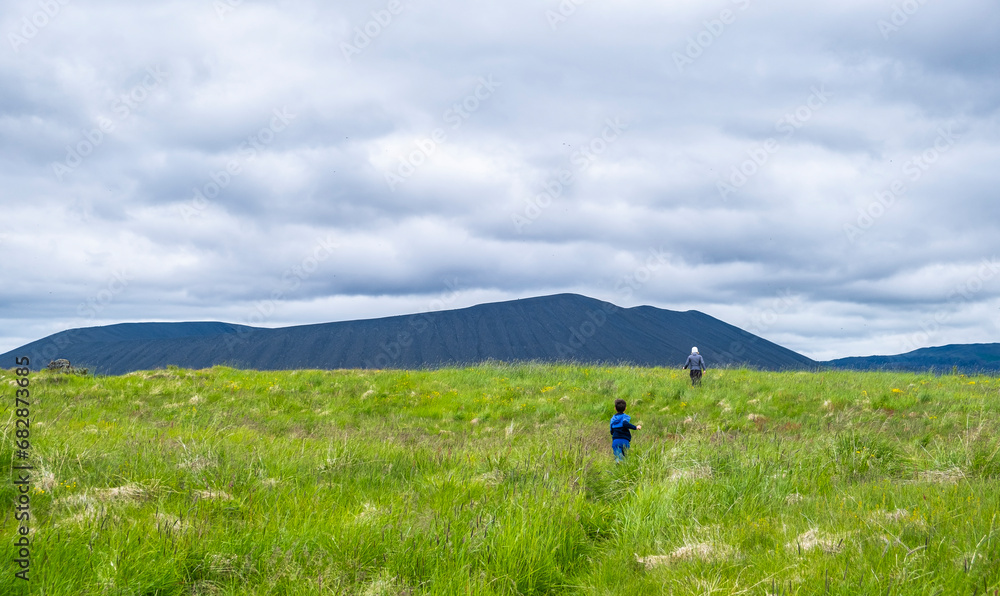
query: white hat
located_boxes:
[691,347,698,353]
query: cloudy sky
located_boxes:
[2,0,998,361]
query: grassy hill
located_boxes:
[3,364,999,594]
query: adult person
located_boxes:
[682,347,706,386]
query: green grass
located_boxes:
[3,364,1000,594]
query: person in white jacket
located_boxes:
[683,347,706,386]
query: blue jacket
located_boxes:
[684,354,706,371]
[610,412,637,441]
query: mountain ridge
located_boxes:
[1,293,816,375]
[823,342,1000,373]
[7,294,997,375]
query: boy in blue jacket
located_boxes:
[610,398,641,461]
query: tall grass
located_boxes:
[2,364,999,594]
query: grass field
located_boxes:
[2,363,1000,595]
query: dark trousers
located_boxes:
[690,369,702,386]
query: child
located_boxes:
[610,398,641,461]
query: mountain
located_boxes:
[823,343,1000,373]
[2,293,817,375]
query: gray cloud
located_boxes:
[2,0,999,361]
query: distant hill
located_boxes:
[2,294,817,375]
[823,343,1000,374]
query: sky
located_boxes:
[1,0,999,361]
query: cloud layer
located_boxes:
[2,0,999,360]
